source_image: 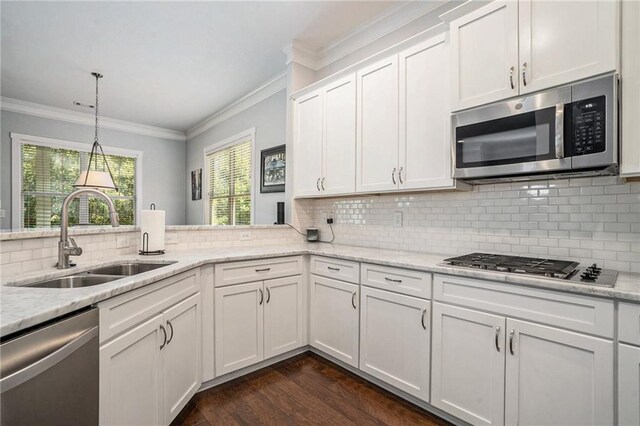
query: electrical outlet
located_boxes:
[116,235,129,248]
[393,211,403,227]
[326,210,334,223]
[0,209,5,219]
[165,233,178,244]
[240,232,251,241]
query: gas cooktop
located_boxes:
[443,253,617,287]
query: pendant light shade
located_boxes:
[74,72,118,191]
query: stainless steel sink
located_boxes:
[25,275,122,289]
[85,262,176,276]
[21,262,177,289]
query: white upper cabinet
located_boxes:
[450,0,618,110]
[621,0,640,177]
[450,0,519,111]
[519,0,617,94]
[399,35,453,190]
[322,74,356,195]
[293,90,324,197]
[356,55,400,193]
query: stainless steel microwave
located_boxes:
[452,74,618,183]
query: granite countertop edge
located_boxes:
[1,243,639,338]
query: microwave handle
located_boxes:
[555,104,565,159]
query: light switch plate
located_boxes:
[116,235,129,248]
[393,211,403,227]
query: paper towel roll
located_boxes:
[140,209,165,252]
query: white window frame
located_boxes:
[11,132,143,229]
[202,127,256,225]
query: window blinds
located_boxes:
[20,143,136,228]
[206,140,251,225]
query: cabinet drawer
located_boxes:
[214,256,303,287]
[361,263,431,299]
[434,274,614,338]
[99,269,199,343]
[309,256,359,284]
[619,302,640,346]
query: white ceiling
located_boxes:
[1,1,402,132]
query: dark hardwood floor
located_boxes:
[172,353,452,426]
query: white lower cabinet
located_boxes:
[431,303,506,426]
[431,301,614,426]
[359,286,430,401]
[505,318,613,426]
[309,275,359,367]
[619,343,640,426]
[214,276,304,376]
[100,293,201,426]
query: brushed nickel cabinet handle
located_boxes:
[421,309,427,330]
[266,287,271,304]
[166,321,174,345]
[327,266,340,272]
[159,324,167,350]
[259,288,264,305]
[509,66,515,89]
[522,62,528,87]
[321,177,325,191]
[316,178,321,191]
[495,326,501,352]
[351,292,357,309]
[398,167,404,184]
[509,329,515,355]
[255,268,271,272]
[384,277,402,283]
[391,168,397,185]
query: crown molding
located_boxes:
[0,97,186,141]
[283,40,322,71]
[438,0,492,23]
[186,71,287,140]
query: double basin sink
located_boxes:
[23,262,177,289]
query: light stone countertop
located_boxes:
[1,243,639,338]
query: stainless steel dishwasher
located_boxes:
[0,308,99,426]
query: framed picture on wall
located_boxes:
[191,168,202,200]
[260,144,285,193]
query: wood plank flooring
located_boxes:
[172,353,452,426]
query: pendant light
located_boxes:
[74,72,118,190]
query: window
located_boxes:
[205,131,253,225]
[12,134,141,229]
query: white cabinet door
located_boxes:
[518,0,617,95]
[163,294,201,425]
[293,90,323,197]
[621,0,640,177]
[309,275,359,367]
[356,55,399,193]
[359,287,430,401]
[431,303,506,426]
[323,73,356,196]
[399,34,453,191]
[99,314,164,426]
[450,0,519,110]
[619,343,640,426]
[215,281,264,375]
[264,276,304,358]
[505,319,614,426]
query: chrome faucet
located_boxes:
[58,188,119,269]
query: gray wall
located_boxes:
[0,110,187,228]
[186,89,286,225]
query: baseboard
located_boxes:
[196,345,466,426]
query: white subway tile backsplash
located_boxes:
[296,177,640,272]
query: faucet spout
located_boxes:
[58,188,119,269]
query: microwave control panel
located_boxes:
[572,96,606,155]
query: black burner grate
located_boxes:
[443,253,579,278]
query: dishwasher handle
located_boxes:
[0,326,98,393]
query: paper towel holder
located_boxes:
[139,232,165,255]
[139,203,165,255]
